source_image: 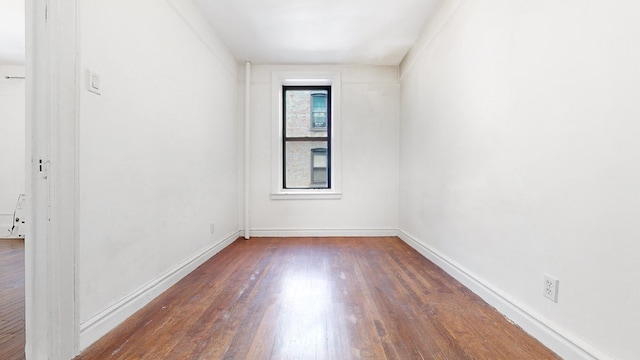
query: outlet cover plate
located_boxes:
[544,275,559,302]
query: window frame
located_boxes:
[282,85,331,190]
[271,71,342,200]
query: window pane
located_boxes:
[312,93,327,112]
[285,89,327,137]
[282,85,331,190]
[284,141,328,188]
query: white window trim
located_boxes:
[271,71,342,200]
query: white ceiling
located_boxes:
[0,0,441,66]
[0,0,25,65]
[194,0,441,65]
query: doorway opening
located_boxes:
[0,1,26,357]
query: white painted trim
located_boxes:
[26,0,79,358]
[397,230,609,360]
[270,191,342,200]
[248,228,397,238]
[244,61,251,239]
[78,231,241,350]
[270,71,342,198]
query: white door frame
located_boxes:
[25,0,78,358]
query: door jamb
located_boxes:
[25,0,78,358]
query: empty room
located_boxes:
[3,0,639,359]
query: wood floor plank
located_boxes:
[75,237,559,360]
[0,239,25,360]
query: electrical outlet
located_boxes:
[543,275,559,302]
[210,223,215,234]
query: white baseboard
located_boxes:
[246,228,398,238]
[397,230,607,360]
[78,231,241,351]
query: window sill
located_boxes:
[270,191,342,200]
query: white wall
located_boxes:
[0,65,25,235]
[244,65,399,236]
[76,0,239,349]
[399,1,640,359]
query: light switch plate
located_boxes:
[88,70,101,95]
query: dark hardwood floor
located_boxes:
[76,237,558,360]
[0,239,25,360]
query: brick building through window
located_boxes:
[282,86,331,189]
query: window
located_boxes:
[282,86,331,189]
[270,71,341,199]
[311,148,328,185]
[310,93,327,130]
